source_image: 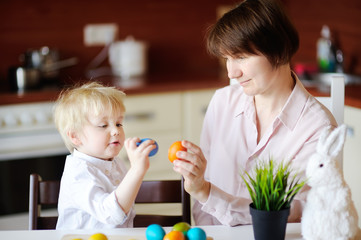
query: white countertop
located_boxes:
[0,223,303,240]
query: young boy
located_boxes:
[53,82,156,229]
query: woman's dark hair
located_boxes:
[207,0,299,68]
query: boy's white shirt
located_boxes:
[56,149,135,229]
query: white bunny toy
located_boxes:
[301,124,360,240]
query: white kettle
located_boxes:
[108,36,147,79]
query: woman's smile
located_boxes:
[239,79,251,86]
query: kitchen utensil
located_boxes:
[19,46,78,82]
[8,66,40,92]
[108,36,147,79]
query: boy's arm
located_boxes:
[114,167,146,213]
[115,137,153,213]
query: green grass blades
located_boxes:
[240,159,306,211]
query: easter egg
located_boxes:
[163,230,185,240]
[145,224,165,240]
[172,222,191,235]
[136,138,158,157]
[168,141,187,162]
[186,227,207,240]
[88,233,108,240]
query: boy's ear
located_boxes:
[67,131,81,146]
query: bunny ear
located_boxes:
[323,124,347,158]
[317,126,332,154]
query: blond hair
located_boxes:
[53,82,126,153]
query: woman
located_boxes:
[172,0,337,226]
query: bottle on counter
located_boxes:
[317,25,336,72]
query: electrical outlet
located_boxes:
[84,23,118,46]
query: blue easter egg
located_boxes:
[136,138,159,157]
[186,227,207,240]
[145,224,165,240]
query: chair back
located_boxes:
[315,75,345,171]
[134,178,191,227]
[29,173,60,230]
[315,75,345,125]
[29,174,191,229]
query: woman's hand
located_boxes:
[172,140,210,203]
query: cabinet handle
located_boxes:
[346,125,354,137]
[201,106,208,115]
[125,112,155,122]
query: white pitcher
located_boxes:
[108,36,147,79]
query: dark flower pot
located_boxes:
[249,203,290,240]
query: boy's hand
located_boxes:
[136,138,158,157]
[124,137,155,174]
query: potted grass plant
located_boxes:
[241,159,306,240]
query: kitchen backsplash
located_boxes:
[0,0,360,91]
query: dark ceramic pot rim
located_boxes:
[249,203,290,215]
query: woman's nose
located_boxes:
[227,60,242,79]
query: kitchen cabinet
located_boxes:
[344,106,361,227]
[118,89,216,225]
[183,89,216,145]
[118,92,183,180]
[118,89,216,181]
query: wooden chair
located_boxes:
[29,173,60,230]
[315,75,345,171]
[315,74,345,125]
[29,173,191,229]
[134,178,191,227]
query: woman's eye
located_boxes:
[99,124,107,128]
[116,123,123,127]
